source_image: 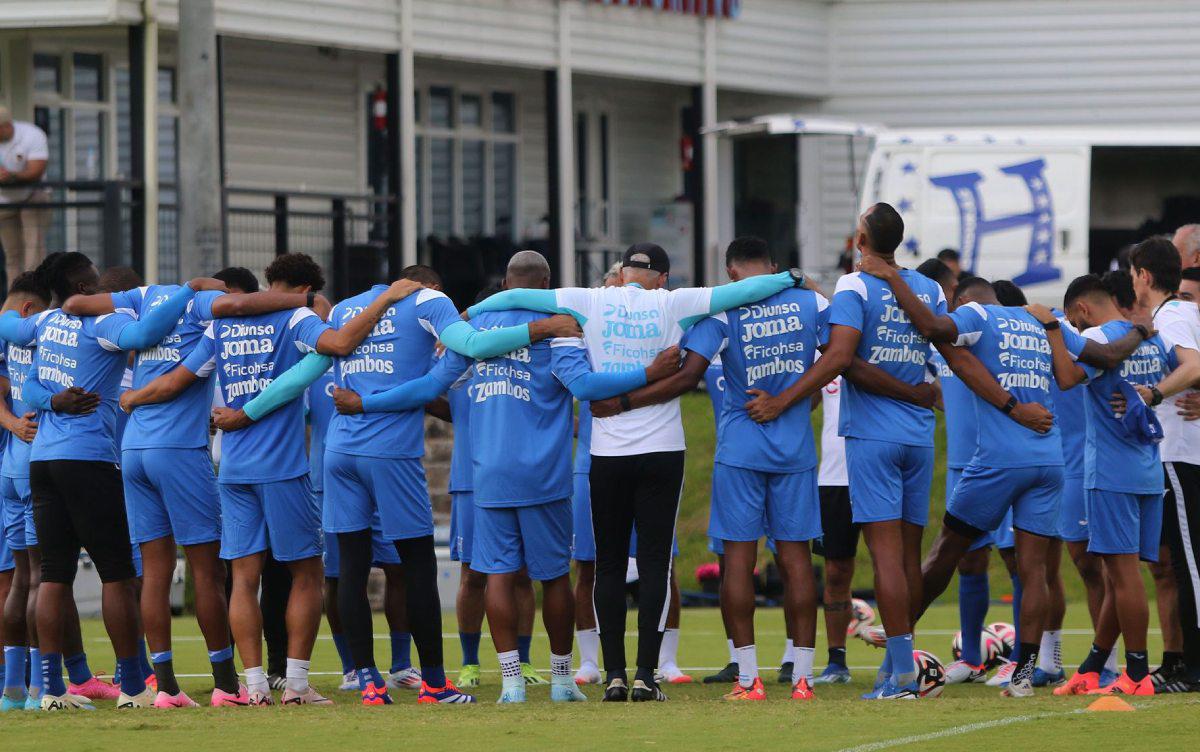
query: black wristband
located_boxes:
[1150,386,1164,407]
[1134,323,1151,340]
[619,394,632,413]
[306,292,316,309]
[788,268,805,288]
[1042,319,1060,331]
[1001,395,1018,415]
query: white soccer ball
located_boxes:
[913,650,946,698]
[846,598,875,638]
[950,627,1005,669]
[988,622,1016,658]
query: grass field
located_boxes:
[0,605,1192,750]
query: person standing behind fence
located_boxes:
[0,108,49,289]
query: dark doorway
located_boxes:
[734,136,798,267]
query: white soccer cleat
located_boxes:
[338,671,358,691]
[944,660,988,685]
[986,661,1015,687]
[386,667,423,691]
[281,687,334,706]
[116,686,157,709]
[574,663,602,686]
[40,693,95,711]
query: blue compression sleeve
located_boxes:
[465,288,563,319]
[116,284,196,350]
[563,369,647,401]
[439,319,534,361]
[362,372,459,414]
[707,271,795,315]
[20,376,53,411]
[242,352,332,422]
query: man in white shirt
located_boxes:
[0,107,50,288]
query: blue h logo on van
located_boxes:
[929,158,1059,286]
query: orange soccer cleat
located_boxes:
[1090,672,1154,696]
[1053,671,1100,696]
[791,677,815,701]
[723,677,766,701]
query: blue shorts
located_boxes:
[219,475,321,562]
[322,527,401,578]
[948,464,1062,539]
[709,463,821,543]
[2,475,35,550]
[845,438,934,525]
[992,508,1015,550]
[571,474,595,562]
[1085,489,1163,561]
[1057,476,1088,542]
[472,500,571,581]
[948,467,992,551]
[449,491,475,564]
[123,447,221,546]
[131,543,142,577]
[324,451,432,541]
[0,525,12,571]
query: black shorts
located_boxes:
[813,485,859,560]
[30,459,135,584]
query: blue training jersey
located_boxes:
[325,287,463,460]
[115,285,225,450]
[446,354,474,495]
[573,400,592,476]
[184,308,329,483]
[684,288,830,473]
[947,302,1062,468]
[456,309,600,507]
[928,349,977,470]
[30,310,139,463]
[308,369,336,493]
[1,315,46,479]
[1051,313,1087,478]
[830,270,945,447]
[703,357,725,436]
[1063,319,1175,494]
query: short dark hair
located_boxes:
[725,236,771,267]
[1181,267,1200,284]
[953,274,992,302]
[99,265,143,293]
[36,251,95,304]
[915,258,954,287]
[214,266,260,294]
[402,264,442,288]
[1128,236,1182,294]
[937,248,960,263]
[992,279,1027,306]
[863,203,904,255]
[1064,274,1111,309]
[8,271,50,304]
[1101,269,1136,310]
[264,253,325,291]
[475,284,501,305]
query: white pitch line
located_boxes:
[830,709,1090,752]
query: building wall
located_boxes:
[716,0,828,97]
[411,0,558,68]
[0,0,114,28]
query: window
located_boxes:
[415,85,519,241]
[72,54,104,102]
[576,109,615,241]
[34,54,61,94]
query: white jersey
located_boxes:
[818,375,848,486]
[555,284,713,456]
[1153,299,1200,464]
[0,121,49,204]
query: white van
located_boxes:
[709,117,1200,303]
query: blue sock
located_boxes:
[390,632,412,672]
[459,632,481,666]
[356,666,384,690]
[64,652,93,685]
[137,639,154,680]
[517,635,532,665]
[28,649,42,696]
[1010,574,1023,663]
[331,633,354,675]
[958,573,990,666]
[117,656,146,696]
[42,653,66,696]
[423,665,446,688]
[4,646,27,694]
[208,646,234,663]
[888,635,916,686]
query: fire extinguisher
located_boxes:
[680,133,694,173]
[372,86,387,133]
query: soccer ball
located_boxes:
[950,627,1005,669]
[846,598,876,638]
[913,650,946,698]
[988,622,1016,658]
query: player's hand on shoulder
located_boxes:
[1009,401,1053,434]
[589,397,621,419]
[646,345,682,382]
[385,278,423,303]
[745,388,784,424]
[1128,308,1156,338]
[856,254,895,280]
[1023,303,1056,325]
[212,406,252,432]
[333,387,364,415]
[52,386,101,415]
[310,294,333,320]
[187,277,228,293]
[542,314,583,339]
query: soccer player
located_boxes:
[213,259,581,705]
[1127,238,1200,692]
[0,252,224,709]
[1039,273,1175,696]
[122,254,423,705]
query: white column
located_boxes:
[399,0,418,267]
[702,17,720,285]
[556,2,576,285]
[142,0,160,284]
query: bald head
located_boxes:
[505,250,552,290]
[1175,225,1200,269]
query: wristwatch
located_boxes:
[788,268,805,288]
[1150,386,1164,407]
[306,292,316,309]
[619,394,633,413]
[1001,395,1018,415]
[1042,319,1060,331]
[1133,323,1151,340]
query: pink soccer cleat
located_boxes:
[69,676,121,701]
[211,684,252,707]
[153,690,199,708]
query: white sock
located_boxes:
[576,628,599,669]
[795,647,815,686]
[551,652,572,678]
[1038,630,1062,672]
[727,639,736,664]
[734,644,758,688]
[499,649,522,691]
[245,666,268,694]
[1104,648,1119,674]
[780,638,796,665]
[285,658,310,693]
[658,627,680,669]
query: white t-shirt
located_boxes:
[818,374,848,486]
[1153,299,1200,463]
[555,284,712,456]
[0,121,49,204]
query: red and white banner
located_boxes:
[590,0,741,19]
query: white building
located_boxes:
[1,0,1196,300]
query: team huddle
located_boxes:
[0,201,1198,712]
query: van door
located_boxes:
[919,146,1090,299]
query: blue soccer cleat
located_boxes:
[876,680,920,700]
[417,681,476,704]
[1031,667,1066,687]
[496,684,526,704]
[1,694,27,712]
[813,664,852,685]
